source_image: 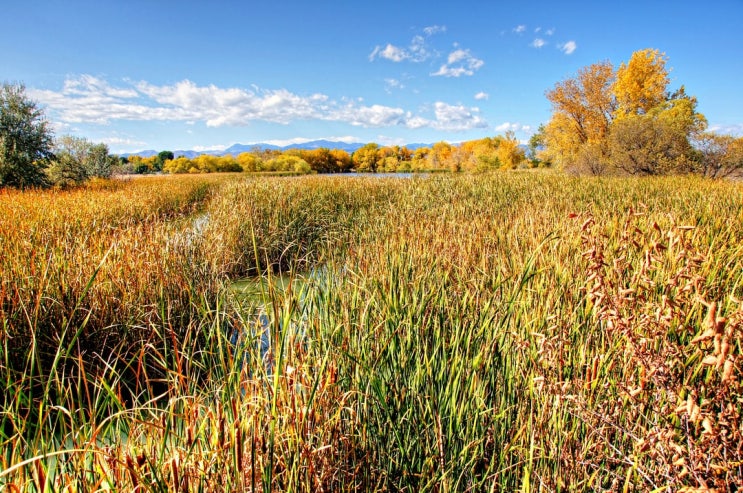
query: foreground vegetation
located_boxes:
[1,172,742,491]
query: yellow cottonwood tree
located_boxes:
[543,48,706,175]
[428,141,456,171]
[352,143,380,172]
[329,149,352,172]
[614,48,670,118]
[543,61,615,168]
[237,152,262,172]
[546,61,615,145]
[494,131,525,170]
[163,156,193,174]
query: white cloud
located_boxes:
[423,25,446,36]
[406,115,430,129]
[192,144,229,152]
[384,78,405,92]
[431,102,487,131]
[447,49,469,64]
[558,41,577,55]
[370,26,444,63]
[531,38,546,48]
[32,75,488,133]
[99,136,146,147]
[369,44,408,62]
[133,79,330,126]
[474,92,489,100]
[495,122,530,133]
[708,123,743,136]
[545,28,555,36]
[514,25,526,34]
[431,49,484,77]
[64,75,139,99]
[344,104,409,127]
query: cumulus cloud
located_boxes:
[531,38,546,48]
[431,49,484,77]
[30,79,171,125]
[558,41,577,55]
[370,25,445,63]
[136,80,332,126]
[513,25,526,34]
[474,91,489,100]
[31,75,488,133]
[430,102,487,130]
[337,104,409,127]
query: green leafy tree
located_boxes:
[46,151,88,187]
[528,124,548,167]
[48,135,118,186]
[86,143,118,179]
[153,150,174,172]
[0,82,55,188]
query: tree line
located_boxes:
[123,132,529,176]
[536,48,743,177]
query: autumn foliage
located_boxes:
[149,134,527,175]
[542,49,742,177]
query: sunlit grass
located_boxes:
[1,172,741,491]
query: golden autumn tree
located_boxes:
[543,61,615,169]
[613,48,670,118]
[411,147,430,171]
[236,152,262,172]
[428,141,456,171]
[329,149,353,172]
[543,48,707,175]
[497,132,526,169]
[163,156,193,174]
[455,139,483,171]
[352,143,380,172]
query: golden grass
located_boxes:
[1,172,742,491]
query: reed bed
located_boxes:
[1,172,742,491]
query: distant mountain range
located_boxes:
[122,140,432,159]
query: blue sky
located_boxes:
[3,0,742,153]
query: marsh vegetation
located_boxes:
[1,172,742,491]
